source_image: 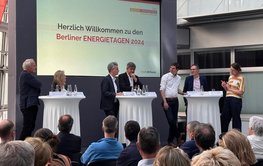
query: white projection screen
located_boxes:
[37,0,160,77]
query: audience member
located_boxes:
[81,115,123,165]
[117,120,142,166]
[118,62,143,92]
[137,127,160,166]
[0,119,15,143]
[56,114,81,162]
[194,123,215,152]
[34,128,71,166]
[0,140,35,166]
[191,146,241,166]
[180,120,200,158]
[25,137,52,166]
[247,116,263,159]
[153,146,191,166]
[219,129,256,166]
[100,62,123,117]
[52,70,66,91]
[19,58,42,140]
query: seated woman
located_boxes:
[52,70,66,91]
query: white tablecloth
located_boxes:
[116,92,157,144]
[39,93,85,136]
[185,91,223,140]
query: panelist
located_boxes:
[100,62,123,117]
[118,62,143,92]
[52,70,66,91]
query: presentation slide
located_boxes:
[37,0,160,77]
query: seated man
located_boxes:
[194,123,215,152]
[55,114,81,161]
[117,120,142,166]
[81,115,123,165]
[137,127,160,166]
[0,119,15,143]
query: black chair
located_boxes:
[87,159,117,166]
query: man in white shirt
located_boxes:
[160,62,184,146]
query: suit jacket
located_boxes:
[117,142,142,166]
[118,72,143,92]
[180,140,200,159]
[19,70,42,109]
[56,131,81,161]
[183,75,209,92]
[100,74,120,110]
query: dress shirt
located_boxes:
[127,73,134,87]
[247,135,263,159]
[137,158,155,166]
[110,75,117,93]
[160,72,181,98]
[193,76,201,91]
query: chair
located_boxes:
[87,159,117,166]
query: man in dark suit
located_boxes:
[118,62,143,92]
[19,58,42,140]
[56,114,81,162]
[100,62,123,117]
[117,120,142,166]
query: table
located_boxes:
[184,91,223,140]
[39,92,85,136]
[116,92,157,144]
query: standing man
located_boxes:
[19,58,42,140]
[100,62,123,117]
[160,62,184,146]
[118,62,143,92]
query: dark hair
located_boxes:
[138,127,160,154]
[0,120,14,138]
[34,128,59,151]
[58,114,73,133]
[231,62,241,72]
[170,62,180,69]
[194,123,215,150]
[191,64,200,70]
[125,120,140,142]
[127,62,136,69]
[103,115,118,134]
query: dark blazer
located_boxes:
[117,142,142,166]
[56,131,81,161]
[183,75,209,92]
[118,72,143,92]
[19,70,42,109]
[100,74,119,110]
[180,140,200,159]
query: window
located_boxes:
[235,49,263,67]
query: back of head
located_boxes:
[138,127,160,155]
[25,137,52,166]
[0,119,15,142]
[154,146,191,166]
[58,114,74,133]
[34,128,59,150]
[0,140,35,166]
[249,116,263,136]
[187,120,200,139]
[191,146,241,166]
[102,115,118,134]
[194,123,215,151]
[219,129,256,165]
[125,120,140,142]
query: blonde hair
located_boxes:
[154,146,190,166]
[191,146,241,166]
[53,70,65,87]
[219,129,256,166]
[25,137,52,166]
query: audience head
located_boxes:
[107,62,119,76]
[194,123,215,151]
[154,146,191,166]
[22,58,36,73]
[248,116,263,136]
[137,127,160,157]
[34,128,59,151]
[0,119,15,143]
[53,70,66,87]
[102,115,118,134]
[125,120,140,142]
[186,120,200,140]
[0,140,35,166]
[25,137,52,166]
[58,114,74,133]
[191,146,241,166]
[219,129,256,166]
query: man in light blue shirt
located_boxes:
[80,115,123,165]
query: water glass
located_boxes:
[67,84,72,96]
